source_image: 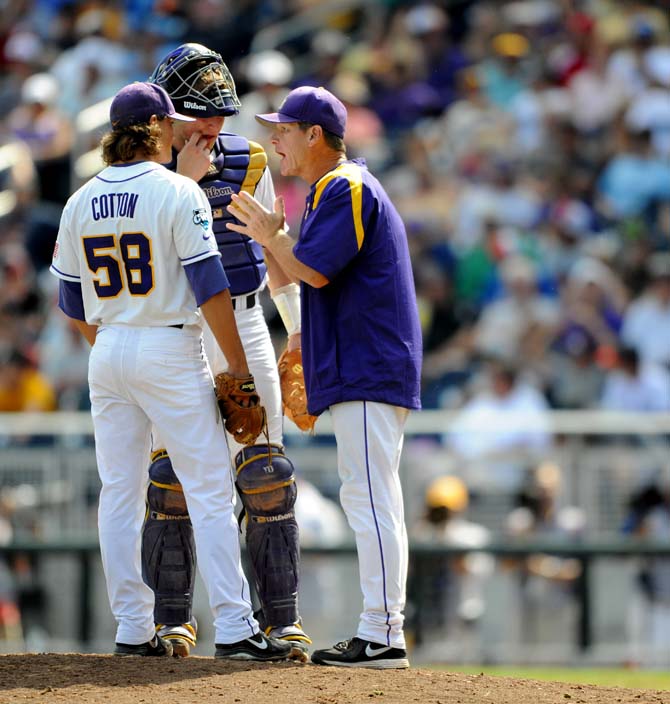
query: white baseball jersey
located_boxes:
[50,162,219,327]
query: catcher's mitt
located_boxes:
[214,372,266,445]
[277,348,317,433]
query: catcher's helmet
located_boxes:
[149,43,240,118]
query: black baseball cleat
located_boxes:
[114,634,173,657]
[311,637,409,669]
[214,632,292,661]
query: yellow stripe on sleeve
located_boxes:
[241,140,268,196]
[313,163,365,250]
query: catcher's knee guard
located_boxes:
[142,449,196,626]
[235,444,300,628]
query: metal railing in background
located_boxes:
[4,408,670,437]
[2,409,669,537]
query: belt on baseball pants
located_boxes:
[169,324,184,329]
[232,293,257,311]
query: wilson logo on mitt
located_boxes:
[214,371,266,445]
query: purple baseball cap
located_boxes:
[110,82,196,128]
[255,85,347,138]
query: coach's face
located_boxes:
[269,123,310,179]
[172,116,225,151]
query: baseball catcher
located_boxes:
[141,42,310,660]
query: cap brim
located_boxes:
[255,112,297,126]
[169,111,196,122]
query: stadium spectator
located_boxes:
[0,493,21,644]
[503,461,586,647]
[544,327,606,410]
[6,72,73,273]
[622,480,670,666]
[596,126,670,225]
[49,7,131,118]
[36,308,91,410]
[566,40,628,134]
[423,67,514,176]
[409,475,492,654]
[227,50,294,145]
[0,346,56,412]
[445,358,552,494]
[555,257,627,354]
[471,254,561,367]
[402,3,469,111]
[621,252,670,367]
[600,345,670,413]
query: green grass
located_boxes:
[431,666,670,690]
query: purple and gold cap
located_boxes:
[110,82,195,128]
[255,85,346,138]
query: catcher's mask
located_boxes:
[149,42,241,118]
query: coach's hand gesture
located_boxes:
[226,191,285,247]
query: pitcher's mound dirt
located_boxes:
[1,654,668,704]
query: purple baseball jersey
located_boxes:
[294,158,422,416]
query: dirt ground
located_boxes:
[1,654,669,704]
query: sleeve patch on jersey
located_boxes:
[313,163,365,250]
[193,208,210,229]
[52,242,59,259]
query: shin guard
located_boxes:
[235,444,300,629]
[142,449,196,626]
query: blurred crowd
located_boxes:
[1,0,669,421]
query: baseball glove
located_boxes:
[214,372,266,446]
[277,348,317,433]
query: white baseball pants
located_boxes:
[88,324,258,646]
[151,297,282,466]
[330,401,409,649]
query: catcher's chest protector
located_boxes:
[201,134,268,296]
[235,444,300,628]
